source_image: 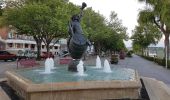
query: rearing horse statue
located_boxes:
[67,2,90,72]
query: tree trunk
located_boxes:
[95,43,100,55]
[164,33,169,60]
[46,43,50,58]
[36,42,42,60]
[142,48,144,56]
[34,36,42,60]
[110,50,112,56]
[147,47,149,56]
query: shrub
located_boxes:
[141,56,154,61]
[140,55,170,69]
[126,51,132,57]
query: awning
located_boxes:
[5,39,36,44]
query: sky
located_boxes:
[69,0,164,47]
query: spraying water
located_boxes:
[49,58,55,69]
[96,55,102,68]
[77,60,86,76]
[42,58,53,74]
[103,59,112,73]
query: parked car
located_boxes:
[0,51,17,61]
[41,52,54,59]
[17,49,37,59]
[110,54,119,64]
[59,50,70,57]
[119,50,125,59]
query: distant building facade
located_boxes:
[0,26,60,55]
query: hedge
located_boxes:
[139,55,170,69]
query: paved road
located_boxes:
[113,55,170,86]
[0,60,17,78]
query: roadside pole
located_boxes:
[166,45,168,69]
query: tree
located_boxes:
[107,11,128,40]
[3,0,71,59]
[131,24,162,55]
[82,10,127,55]
[82,8,107,54]
[138,0,170,59]
[0,1,5,27]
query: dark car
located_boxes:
[119,50,125,59]
[0,51,17,61]
[59,50,69,57]
[110,54,119,64]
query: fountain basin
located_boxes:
[6,67,141,100]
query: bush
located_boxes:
[154,58,164,66]
[140,55,170,69]
[141,56,154,61]
[161,58,170,68]
[126,51,132,57]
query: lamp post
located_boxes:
[164,24,168,69]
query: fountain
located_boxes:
[103,59,112,73]
[6,57,141,100]
[77,60,87,76]
[49,58,55,69]
[5,2,141,100]
[96,55,102,68]
[41,58,55,74]
[43,58,52,74]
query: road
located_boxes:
[0,60,17,78]
[113,55,170,87]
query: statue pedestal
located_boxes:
[59,57,72,64]
[68,59,86,72]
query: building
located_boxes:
[0,26,60,55]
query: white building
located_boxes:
[0,27,60,55]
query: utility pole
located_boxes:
[166,45,168,69]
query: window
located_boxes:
[17,44,21,48]
[54,46,58,49]
[50,46,53,49]
[42,45,45,49]
[25,44,29,48]
[8,43,13,48]
[8,32,13,39]
[31,44,35,50]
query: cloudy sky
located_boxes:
[69,0,164,47]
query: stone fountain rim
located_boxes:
[5,69,141,92]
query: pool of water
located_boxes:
[16,66,135,84]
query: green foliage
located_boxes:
[0,6,2,16]
[138,10,155,25]
[2,0,127,55]
[108,11,128,40]
[2,0,74,59]
[138,0,170,58]
[126,51,132,57]
[82,10,127,53]
[132,23,162,54]
[140,55,170,69]
[5,0,70,36]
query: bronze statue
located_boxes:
[67,2,90,72]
